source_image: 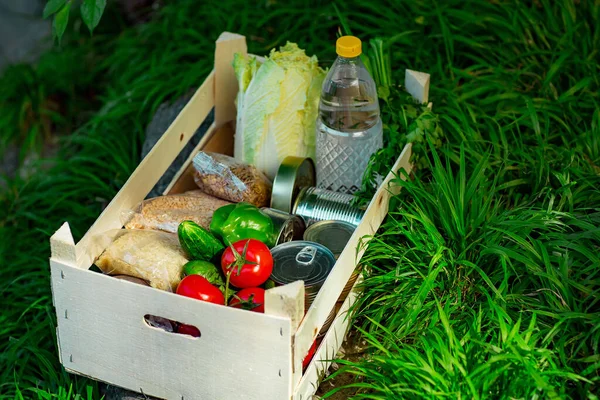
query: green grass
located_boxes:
[325,0,600,398]
[336,145,600,398]
[1,0,599,398]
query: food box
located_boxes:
[48,32,431,400]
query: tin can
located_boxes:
[260,207,306,245]
[293,187,365,227]
[270,241,336,310]
[303,220,356,259]
[271,156,316,213]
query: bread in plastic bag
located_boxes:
[94,229,188,291]
[192,151,272,207]
[123,190,232,234]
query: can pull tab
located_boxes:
[296,246,317,266]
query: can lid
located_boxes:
[270,241,335,287]
[303,220,356,256]
[271,156,316,213]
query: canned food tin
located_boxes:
[270,241,336,310]
[271,156,316,213]
[293,187,365,227]
[260,207,306,245]
[303,220,356,259]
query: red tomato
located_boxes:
[229,287,265,313]
[177,323,201,337]
[221,239,273,288]
[176,275,225,305]
[302,340,317,370]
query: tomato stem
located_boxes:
[224,269,232,304]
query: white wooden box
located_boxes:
[49,32,430,400]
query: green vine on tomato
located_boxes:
[220,239,274,303]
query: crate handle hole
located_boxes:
[143,314,201,338]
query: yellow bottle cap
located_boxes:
[336,36,361,58]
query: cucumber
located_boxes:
[178,221,225,261]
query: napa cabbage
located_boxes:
[232,42,325,179]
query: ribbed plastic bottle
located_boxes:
[315,36,383,194]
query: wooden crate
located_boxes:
[49,32,430,400]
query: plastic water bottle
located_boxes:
[316,36,383,194]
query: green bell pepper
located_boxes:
[210,202,277,247]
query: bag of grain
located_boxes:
[192,151,272,207]
[94,229,189,292]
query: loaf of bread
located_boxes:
[124,190,231,233]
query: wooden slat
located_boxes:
[405,69,431,104]
[214,32,247,128]
[292,143,414,385]
[294,277,363,400]
[265,281,305,333]
[265,281,306,393]
[50,222,77,266]
[74,71,215,269]
[51,260,292,400]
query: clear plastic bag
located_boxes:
[123,190,231,234]
[94,229,189,292]
[192,151,272,207]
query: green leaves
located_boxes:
[43,0,107,43]
[81,0,107,34]
[42,0,66,18]
[352,84,444,207]
[51,1,70,44]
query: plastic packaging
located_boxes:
[192,151,273,207]
[316,36,383,194]
[94,229,189,292]
[123,190,231,234]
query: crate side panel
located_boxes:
[74,71,215,269]
[293,143,413,371]
[51,262,292,400]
